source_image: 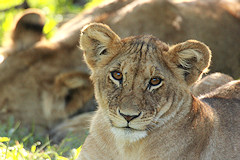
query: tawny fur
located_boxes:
[78,23,240,160]
[192,72,234,97]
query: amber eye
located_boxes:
[111,71,123,81]
[149,77,162,86]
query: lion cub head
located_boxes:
[80,23,211,142]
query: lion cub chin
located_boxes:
[111,127,147,143]
[78,23,240,160]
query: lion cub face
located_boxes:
[80,23,211,142]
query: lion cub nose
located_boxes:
[119,110,141,123]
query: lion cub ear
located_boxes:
[167,40,212,86]
[80,23,121,70]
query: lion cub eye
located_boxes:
[149,77,162,86]
[111,71,123,81]
[148,77,163,91]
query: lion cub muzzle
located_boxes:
[117,107,142,123]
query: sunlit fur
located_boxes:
[78,23,240,160]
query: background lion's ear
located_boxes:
[2,9,45,57]
[53,72,94,115]
[54,72,92,97]
[80,23,121,70]
[167,40,212,86]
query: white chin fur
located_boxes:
[111,127,148,143]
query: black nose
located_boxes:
[119,110,141,123]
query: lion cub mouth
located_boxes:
[111,126,148,142]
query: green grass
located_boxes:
[0,139,82,160]
[0,117,82,160]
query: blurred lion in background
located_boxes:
[0,9,95,136]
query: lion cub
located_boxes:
[78,23,240,160]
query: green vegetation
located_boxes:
[0,137,81,160]
[0,117,82,159]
